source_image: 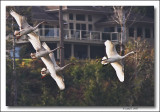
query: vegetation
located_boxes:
[6,38,154,106]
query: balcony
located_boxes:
[17,28,121,44]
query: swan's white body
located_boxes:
[101,40,134,82]
[41,42,72,73]
[10,10,44,39]
[40,53,65,90]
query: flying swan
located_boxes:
[101,40,135,82]
[41,42,72,78]
[10,9,45,40]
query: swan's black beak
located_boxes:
[59,46,64,49]
[42,21,47,24]
[41,75,47,79]
[16,36,21,41]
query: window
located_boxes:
[117,27,121,32]
[137,27,142,37]
[76,24,80,30]
[76,23,86,38]
[129,28,134,37]
[39,24,43,36]
[76,14,85,21]
[69,13,73,20]
[69,23,74,35]
[69,23,74,29]
[89,24,92,31]
[45,25,49,36]
[145,28,150,38]
[104,27,115,32]
[88,15,92,21]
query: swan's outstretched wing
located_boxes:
[111,61,124,82]
[10,10,30,30]
[41,56,65,90]
[42,42,60,68]
[104,40,119,58]
[27,32,42,51]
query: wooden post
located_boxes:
[59,6,64,66]
[11,17,17,106]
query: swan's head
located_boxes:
[14,30,20,36]
[101,56,108,65]
[41,68,48,79]
[104,40,112,46]
[14,31,22,40]
[30,53,37,59]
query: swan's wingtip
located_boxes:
[59,86,65,90]
[119,79,124,82]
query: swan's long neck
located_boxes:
[34,21,45,30]
[50,47,62,53]
[122,51,134,59]
[61,63,72,70]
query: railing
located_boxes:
[36,28,120,42]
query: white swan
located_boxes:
[24,32,62,59]
[101,40,135,82]
[10,10,45,39]
[41,42,72,77]
[40,52,65,90]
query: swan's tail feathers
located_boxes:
[55,75,65,90]
[101,56,109,65]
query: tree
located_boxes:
[59,6,64,66]
[112,6,132,55]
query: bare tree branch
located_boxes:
[125,7,132,23]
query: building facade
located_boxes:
[16,6,154,59]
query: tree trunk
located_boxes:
[59,6,64,67]
[11,17,17,105]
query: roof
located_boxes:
[45,6,112,14]
[95,13,154,26]
[31,6,59,22]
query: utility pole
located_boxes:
[59,6,64,66]
[11,17,17,106]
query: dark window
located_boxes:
[129,28,134,37]
[81,24,86,30]
[69,23,74,35]
[104,27,114,32]
[88,15,92,21]
[117,27,121,32]
[74,45,87,59]
[137,27,142,37]
[76,24,80,30]
[64,44,71,59]
[145,28,150,38]
[90,45,105,59]
[39,24,43,36]
[69,13,73,20]
[69,23,74,29]
[89,24,92,31]
[76,14,85,21]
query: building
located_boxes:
[16,6,154,59]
